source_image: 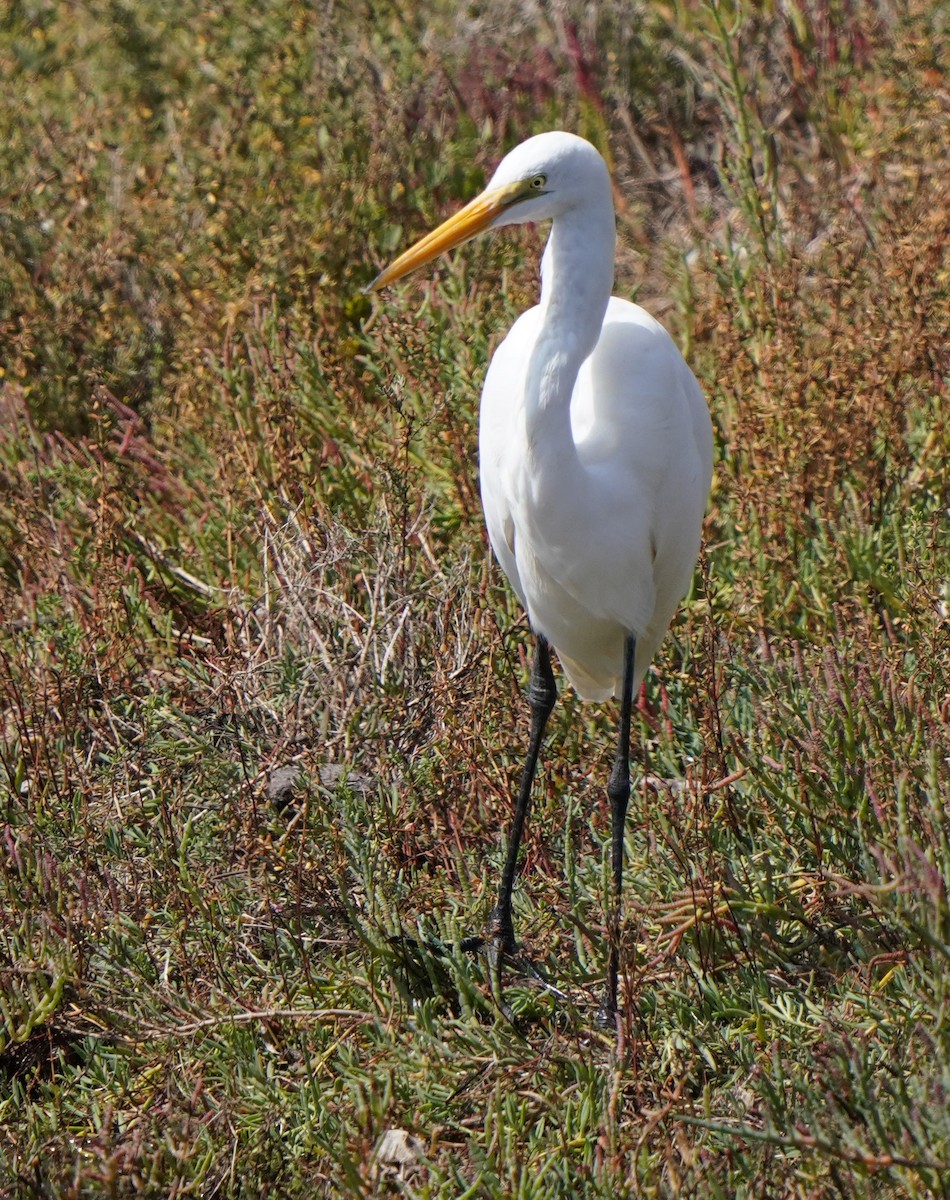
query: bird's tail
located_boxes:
[556,652,617,702]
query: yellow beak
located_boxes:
[366,182,521,292]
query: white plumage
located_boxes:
[370,131,713,1022]
[480,293,711,700]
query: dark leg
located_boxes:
[600,634,637,1026]
[484,636,557,1002]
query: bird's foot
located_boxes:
[484,904,518,958]
[458,912,515,959]
[485,909,569,1001]
[595,998,620,1032]
[480,906,521,1023]
[595,977,630,1047]
[463,908,568,1022]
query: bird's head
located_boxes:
[366,131,610,292]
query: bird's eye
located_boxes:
[530,174,547,190]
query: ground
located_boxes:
[0,1,948,1195]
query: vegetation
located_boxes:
[1,0,948,1194]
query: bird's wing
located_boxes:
[478,305,543,612]
[479,297,712,699]
[566,299,711,628]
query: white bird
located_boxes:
[368,131,713,1023]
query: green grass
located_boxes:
[1,0,949,1195]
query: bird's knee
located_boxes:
[607,758,630,808]
[528,677,557,719]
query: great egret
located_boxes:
[368,131,713,1023]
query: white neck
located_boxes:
[523,199,615,476]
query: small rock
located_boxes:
[318,764,372,796]
[267,762,374,813]
[373,1128,424,1177]
[266,765,301,812]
